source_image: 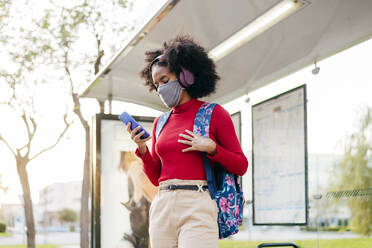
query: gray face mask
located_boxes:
[157,80,184,108]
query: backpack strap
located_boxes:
[193,103,218,199]
[155,110,172,140]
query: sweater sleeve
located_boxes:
[134,116,161,186]
[206,105,248,176]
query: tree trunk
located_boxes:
[80,125,90,248]
[71,92,91,248]
[17,159,36,248]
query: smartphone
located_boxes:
[119,111,150,139]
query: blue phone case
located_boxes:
[119,112,150,139]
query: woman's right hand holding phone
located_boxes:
[126,122,152,156]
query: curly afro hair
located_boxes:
[138,34,220,99]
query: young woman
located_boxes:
[126,34,248,248]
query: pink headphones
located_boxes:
[150,54,194,88]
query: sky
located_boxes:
[1,0,372,205]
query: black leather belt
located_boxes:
[160,184,209,192]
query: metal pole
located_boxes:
[108,94,113,115]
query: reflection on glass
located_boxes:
[118,151,157,248]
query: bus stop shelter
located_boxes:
[81,0,372,111]
[80,0,372,247]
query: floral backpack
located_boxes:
[155,102,245,239]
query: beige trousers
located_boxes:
[149,179,219,248]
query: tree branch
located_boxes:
[94,34,104,75]
[72,93,89,131]
[61,45,90,130]
[29,114,72,162]
[63,49,76,96]
[35,22,59,43]
[0,133,16,158]
[63,49,89,128]
[19,115,38,152]
[21,112,32,141]
[94,33,105,114]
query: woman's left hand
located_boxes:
[178,129,217,155]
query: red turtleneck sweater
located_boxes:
[135,98,248,186]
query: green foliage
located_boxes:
[0,221,6,233]
[41,11,50,29]
[57,208,77,223]
[330,108,372,236]
[0,232,12,237]
[300,226,352,232]
[118,0,127,8]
